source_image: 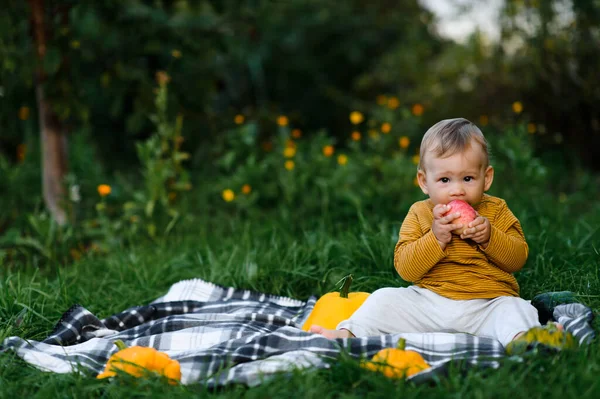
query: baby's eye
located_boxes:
[464,176,473,182]
[440,177,449,183]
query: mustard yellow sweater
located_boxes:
[394,194,528,300]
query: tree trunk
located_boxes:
[29,0,68,225]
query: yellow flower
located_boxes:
[349,111,364,125]
[97,184,111,197]
[368,130,379,140]
[285,160,295,170]
[376,95,387,105]
[381,122,392,134]
[277,115,289,126]
[101,73,111,87]
[558,192,567,203]
[323,145,335,157]
[387,97,400,109]
[283,147,296,158]
[18,106,30,121]
[479,115,489,126]
[70,40,80,49]
[171,49,182,58]
[222,189,235,202]
[411,103,424,116]
[242,184,252,194]
[337,154,348,165]
[411,154,420,165]
[351,131,361,141]
[527,123,536,134]
[291,129,302,139]
[234,114,245,124]
[398,136,410,149]
[554,133,563,143]
[512,101,523,114]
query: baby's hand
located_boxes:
[460,215,491,247]
[432,204,463,250]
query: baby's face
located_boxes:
[417,143,493,206]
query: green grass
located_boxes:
[1,177,600,398]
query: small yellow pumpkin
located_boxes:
[97,340,181,384]
[362,338,430,378]
[302,274,370,331]
[505,323,577,355]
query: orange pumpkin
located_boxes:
[302,274,370,331]
[97,340,181,384]
[362,338,430,378]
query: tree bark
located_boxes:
[29,0,68,225]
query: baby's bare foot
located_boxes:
[308,325,353,339]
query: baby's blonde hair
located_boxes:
[418,118,489,171]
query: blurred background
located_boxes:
[1,0,599,260]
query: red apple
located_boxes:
[443,200,477,235]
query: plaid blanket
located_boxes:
[1,279,595,387]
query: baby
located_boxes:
[310,118,545,347]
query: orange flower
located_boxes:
[512,101,523,114]
[527,123,536,134]
[234,114,245,124]
[242,184,252,194]
[262,141,273,152]
[479,115,489,126]
[376,95,387,105]
[285,139,297,149]
[337,154,348,165]
[155,71,170,87]
[349,111,364,125]
[387,97,400,109]
[97,184,111,197]
[222,189,235,202]
[398,136,410,149]
[323,145,335,157]
[16,144,26,163]
[411,104,424,116]
[277,115,289,126]
[18,106,30,121]
[351,131,361,141]
[381,122,392,134]
[284,160,295,170]
[291,129,302,139]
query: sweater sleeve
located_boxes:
[394,205,447,282]
[481,201,529,273]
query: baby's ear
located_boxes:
[417,170,429,195]
[484,166,494,191]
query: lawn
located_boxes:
[1,127,599,398]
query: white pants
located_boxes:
[337,285,540,347]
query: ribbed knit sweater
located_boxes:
[394,194,528,300]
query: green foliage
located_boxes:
[213,104,426,223]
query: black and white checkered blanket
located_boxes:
[1,279,595,386]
